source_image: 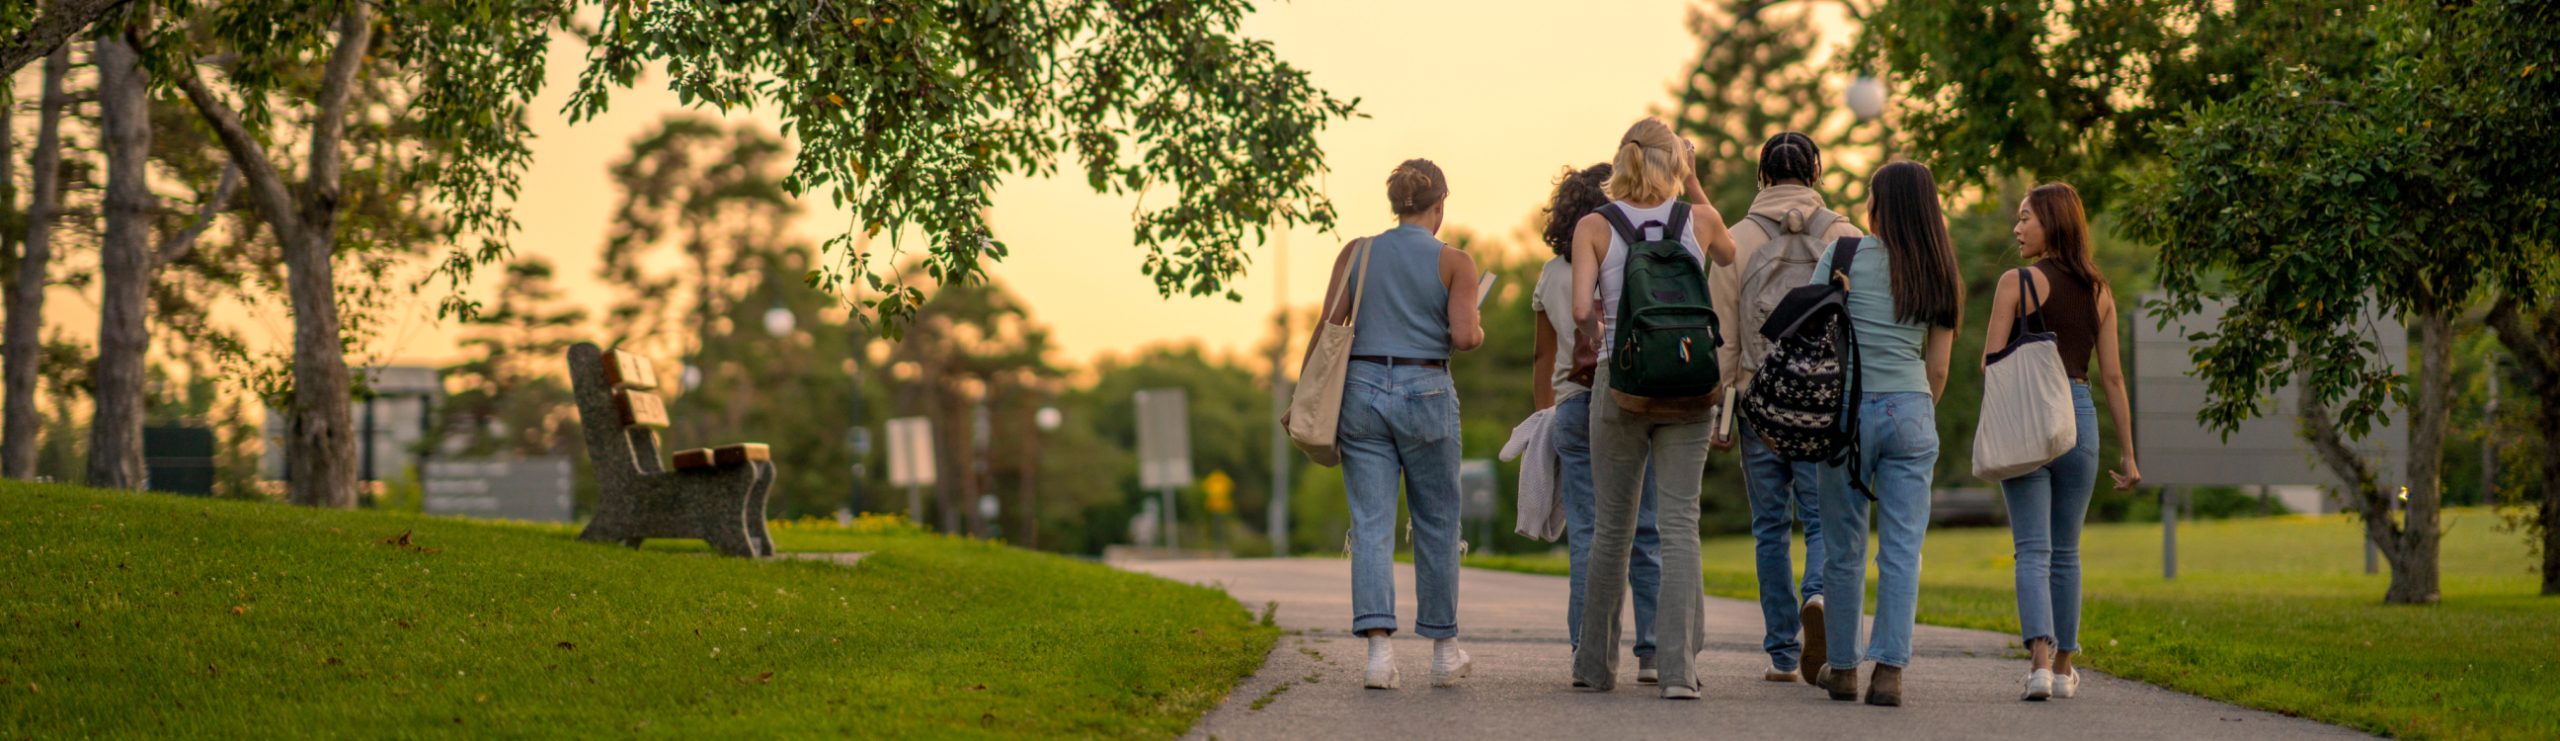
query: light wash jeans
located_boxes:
[1816,391,1939,670]
[1339,360,1463,639]
[1740,418,1824,671]
[2001,382,2099,653]
[1554,391,1661,658]
[1574,366,1710,692]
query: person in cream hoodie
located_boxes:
[1708,132,1865,686]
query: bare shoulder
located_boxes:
[1439,245,1478,270]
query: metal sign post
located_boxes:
[1460,459,1497,556]
[886,416,937,523]
[1136,388,1194,551]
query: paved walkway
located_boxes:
[1115,559,2364,741]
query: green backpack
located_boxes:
[1598,201,1722,410]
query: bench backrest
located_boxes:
[568,342,671,477]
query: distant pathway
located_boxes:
[1115,559,2366,740]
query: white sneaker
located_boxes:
[1764,662,1800,682]
[2054,669,2079,699]
[1638,656,1659,685]
[1365,636,1399,690]
[1430,640,1472,687]
[2021,668,2054,701]
[1661,680,1701,700]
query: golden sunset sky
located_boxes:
[33,0,1857,371]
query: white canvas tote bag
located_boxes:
[1973,268,2077,482]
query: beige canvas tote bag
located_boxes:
[1285,238,1375,467]
[1973,268,2077,481]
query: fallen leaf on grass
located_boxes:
[555,642,575,650]
[378,530,413,547]
[967,683,986,691]
[229,605,247,616]
[324,657,343,666]
[736,671,774,685]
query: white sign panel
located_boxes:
[2133,294,2407,490]
[1135,388,1194,490]
[885,416,937,488]
[422,457,574,522]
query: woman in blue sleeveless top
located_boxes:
[1293,158,1485,690]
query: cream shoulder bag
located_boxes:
[1973,268,2078,481]
[1285,238,1374,467]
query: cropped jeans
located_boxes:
[1339,360,1463,639]
[1740,418,1824,671]
[1816,392,1939,671]
[1554,391,1661,658]
[2000,382,2099,653]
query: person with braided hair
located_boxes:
[1708,132,1866,686]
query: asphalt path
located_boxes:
[1115,558,2366,741]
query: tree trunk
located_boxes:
[172,3,371,507]
[2487,293,2560,596]
[87,30,153,491]
[2389,308,2451,604]
[2,45,69,480]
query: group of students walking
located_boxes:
[1286,117,2142,705]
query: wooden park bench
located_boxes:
[567,342,776,558]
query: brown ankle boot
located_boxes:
[1818,664,1858,701]
[1864,665,1904,707]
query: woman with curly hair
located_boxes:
[1530,162,1666,686]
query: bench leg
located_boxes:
[746,460,776,557]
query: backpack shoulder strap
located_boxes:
[1828,236,1865,288]
[1743,212,1785,241]
[1663,201,1691,244]
[1802,209,1841,242]
[1594,203,1647,247]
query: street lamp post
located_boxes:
[1846,73,1892,159]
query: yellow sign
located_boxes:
[1203,471,1235,515]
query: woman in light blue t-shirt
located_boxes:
[1807,160,1962,708]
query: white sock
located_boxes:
[1434,638,1458,657]
[1368,634,1393,661]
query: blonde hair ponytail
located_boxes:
[1607,118,1685,204]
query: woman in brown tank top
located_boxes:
[1980,183,2141,703]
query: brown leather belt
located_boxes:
[1351,355,1447,369]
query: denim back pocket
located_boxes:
[1396,376,1460,444]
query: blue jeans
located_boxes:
[1554,391,1660,658]
[2001,382,2099,653]
[1816,392,1939,670]
[1339,360,1463,639]
[1741,418,1824,671]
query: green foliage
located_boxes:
[567,0,1360,335]
[1472,508,2555,739]
[2123,1,2549,440]
[1674,0,1880,208]
[1852,0,2376,208]
[0,480,1275,737]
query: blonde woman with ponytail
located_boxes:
[1290,158,1484,690]
[1568,118,1738,699]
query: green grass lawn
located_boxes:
[0,482,1274,738]
[1470,508,2558,740]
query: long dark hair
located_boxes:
[2026,182,2106,291]
[1758,132,1820,188]
[1867,161,1962,329]
[1541,163,1613,259]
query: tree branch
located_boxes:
[151,163,239,269]
[2487,291,2555,388]
[0,0,132,76]
[299,1,374,234]
[171,53,304,244]
[2299,380,2397,547]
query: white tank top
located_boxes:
[1596,199,1707,361]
